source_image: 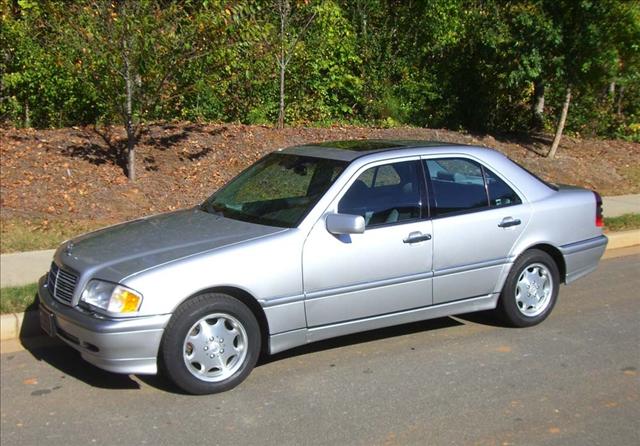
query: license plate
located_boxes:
[39,307,56,337]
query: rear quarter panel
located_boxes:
[510,186,604,283]
[513,187,601,251]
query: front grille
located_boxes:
[47,262,78,305]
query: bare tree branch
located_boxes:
[283,10,317,67]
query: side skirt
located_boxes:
[269,293,500,355]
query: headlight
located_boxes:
[80,280,143,314]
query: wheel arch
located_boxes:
[518,243,567,284]
[188,286,271,357]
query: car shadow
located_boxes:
[135,316,467,394]
[20,313,497,394]
[20,297,141,390]
[20,336,142,390]
[454,310,511,328]
[259,316,464,366]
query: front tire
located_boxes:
[497,249,560,327]
[160,293,261,395]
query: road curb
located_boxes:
[0,313,18,340]
[606,229,640,250]
[0,311,41,342]
[1,229,639,343]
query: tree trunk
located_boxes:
[608,81,615,97]
[24,99,30,128]
[125,76,136,181]
[277,2,286,130]
[123,37,136,181]
[278,60,285,129]
[125,123,135,181]
[531,79,545,130]
[548,86,571,159]
[616,85,625,115]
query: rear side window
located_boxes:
[485,168,522,207]
[425,159,488,216]
[338,160,423,227]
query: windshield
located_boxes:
[201,153,347,228]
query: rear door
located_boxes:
[423,157,531,304]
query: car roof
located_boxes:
[280,139,466,162]
[280,139,555,204]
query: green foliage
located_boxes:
[1,1,103,126]
[286,0,362,123]
[604,213,640,232]
[1,0,638,138]
[0,283,38,314]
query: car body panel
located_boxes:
[38,276,169,374]
[302,155,433,327]
[270,293,500,355]
[430,204,531,304]
[38,140,608,376]
[54,208,285,306]
[123,228,304,320]
[559,236,608,284]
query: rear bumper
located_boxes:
[559,235,608,284]
[38,276,171,375]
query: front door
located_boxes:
[302,159,433,327]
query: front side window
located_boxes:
[202,153,347,227]
[425,158,488,216]
[338,160,423,227]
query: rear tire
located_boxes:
[497,249,559,327]
[160,293,261,395]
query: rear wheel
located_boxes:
[160,293,261,395]
[497,249,559,327]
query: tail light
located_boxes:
[593,191,603,227]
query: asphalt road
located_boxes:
[1,254,639,446]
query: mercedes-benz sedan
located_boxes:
[39,140,608,394]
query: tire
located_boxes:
[496,249,560,328]
[160,293,261,395]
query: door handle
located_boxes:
[498,217,521,228]
[403,231,432,243]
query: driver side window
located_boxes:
[338,160,423,227]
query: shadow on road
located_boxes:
[454,310,511,328]
[20,336,141,390]
[19,314,482,394]
[260,316,464,365]
[20,301,141,390]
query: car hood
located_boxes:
[54,208,285,282]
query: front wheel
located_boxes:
[160,293,261,395]
[497,249,560,327]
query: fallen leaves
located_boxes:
[1,123,638,228]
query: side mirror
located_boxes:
[326,213,365,235]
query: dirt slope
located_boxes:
[1,123,638,224]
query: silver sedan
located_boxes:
[39,140,608,394]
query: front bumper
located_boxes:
[38,276,171,375]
